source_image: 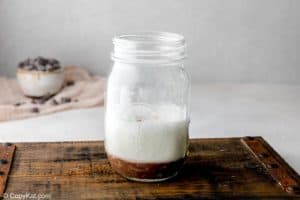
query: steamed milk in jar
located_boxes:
[105,32,190,182]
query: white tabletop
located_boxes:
[0,83,299,173]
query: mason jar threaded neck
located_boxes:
[111,32,187,65]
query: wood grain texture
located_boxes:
[0,144,15,196]
[4,137,300,200]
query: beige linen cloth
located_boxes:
[0,66,105,122]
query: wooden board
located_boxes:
[0,143,15,195]
[2,137,300,199]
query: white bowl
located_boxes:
[17,68,64,97]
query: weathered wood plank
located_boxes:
[0,144,15,196]
[3,138,300,199]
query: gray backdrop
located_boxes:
[0,0,300,83]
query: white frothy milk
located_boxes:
[105,104,189,163]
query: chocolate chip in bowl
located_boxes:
[17,57,65,97]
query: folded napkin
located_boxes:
[0,66,105,122]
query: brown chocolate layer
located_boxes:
[108,154,185,180]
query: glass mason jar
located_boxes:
[105,32,190,182]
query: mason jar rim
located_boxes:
[111,31,187,64]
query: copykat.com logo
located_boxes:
[3,192,51,200]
